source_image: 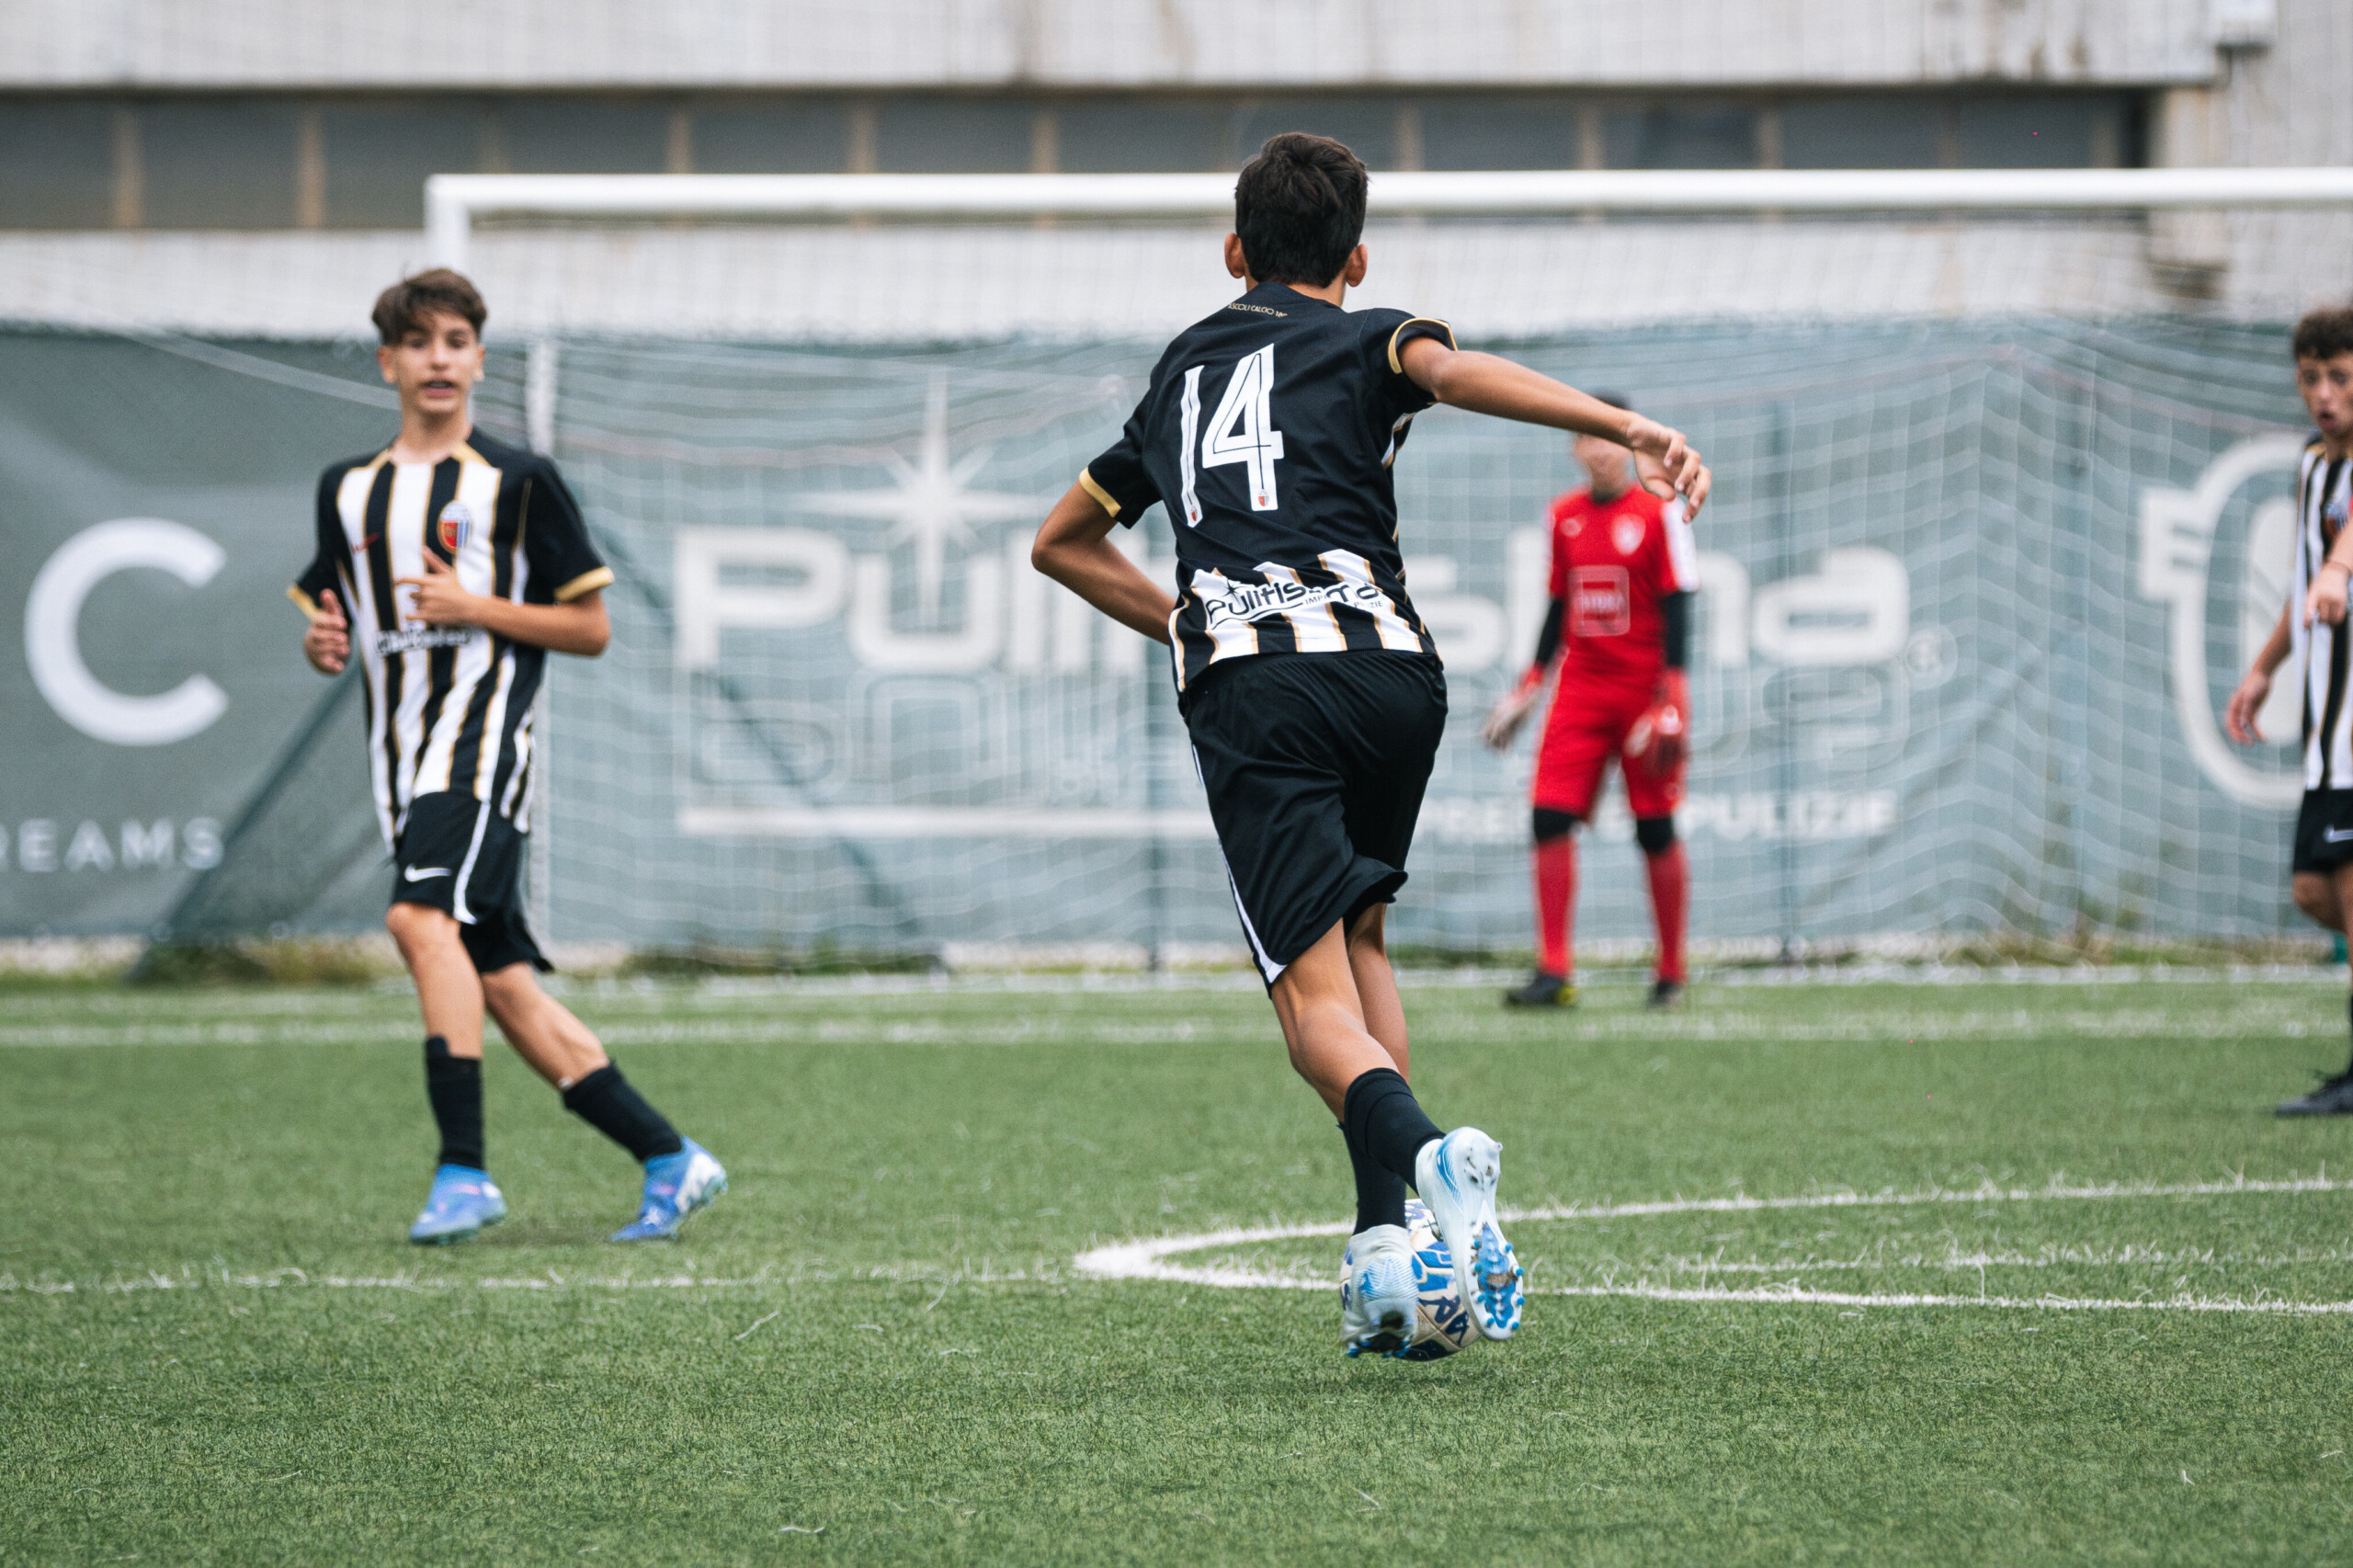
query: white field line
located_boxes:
[1545,1282,2353,1314]
[2,965,2343,1048]
[1072,1175,2353,1313]
[0,1262,1052,1296]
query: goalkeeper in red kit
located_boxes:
[1484,399,1698,1008]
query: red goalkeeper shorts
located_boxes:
[1531,675,1685,823]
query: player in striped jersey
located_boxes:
[293,269,725,1242]
[2224,305,2353,1115]
[1034,134,1710,1356]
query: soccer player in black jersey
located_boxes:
[1034,134,1711,1356]
[2225,306,2353,1115]
[293,270,725,1244]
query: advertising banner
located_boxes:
[0,321,2313,950]
[0,335,391,937]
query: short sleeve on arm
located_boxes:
[521,460,613,603]
[1546,506,1572,602]
[1078,402,1161,528]
[1661,499,1699,593]
[290,466,346,620]
[1376,313,1457,415]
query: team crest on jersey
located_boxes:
[1561,515,1583,539]
[1612,516,1645,556]
[438,500,474,554]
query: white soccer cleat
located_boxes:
[1338,1223,1418,1358]
[1413,1128,1524,1340]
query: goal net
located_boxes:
[140,170,2353,960]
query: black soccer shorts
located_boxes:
[1184,650,1447,987]
[2292,788,2353,875]
[391,790,551,974]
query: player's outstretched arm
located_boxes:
[1031,483,1178,645]
[301,588,350,675]
[397,551,611,656]
[2225,602,2293,744]
[1399,336,1711,517]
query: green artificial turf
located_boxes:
[5,975,2352,1564]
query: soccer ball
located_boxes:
[1395,1198,1475,1361]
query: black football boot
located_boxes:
[1504,972,1578,1008]
[2276,1069,2353,1116]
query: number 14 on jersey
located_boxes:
[1179,345,1287,522]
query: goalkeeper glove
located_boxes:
[1481,665,1547,752]
[1624,669,1689,777]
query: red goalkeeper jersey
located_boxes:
[1545,485,1696,687]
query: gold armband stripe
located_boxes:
[1387,316,1457,374]
[553,566,615,603]
[1077,468,1122,519]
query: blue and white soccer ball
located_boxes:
[1395,1197,1475,1360]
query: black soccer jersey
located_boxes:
[1079,280,1455,695]
[290,429,612,846]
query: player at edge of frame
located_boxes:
[1482,400,1699,1013]
[291,268,728,1244]
[2225,303,2353,1117]
[1030,131,1712,1358]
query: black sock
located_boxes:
[562,1064,685,1164]
[1338,1122,1410,1234]
[1342,1067,1444,1200]
[423,1035,485,1172]
[2342,994,2352,1076]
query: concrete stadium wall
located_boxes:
[0,0,2235,90]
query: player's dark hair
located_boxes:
[2291,306,2353,362]
[1588,392,1631,412]
[372,268,487,346]
[1233,132,1368,288]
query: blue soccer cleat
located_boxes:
[608,1139,727,1242]
[408,1165,507,1245]
[1414,1128,1525,1340]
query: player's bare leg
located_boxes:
[1344,903,1409,1078]
[1271,915,1401,1117]
[2290,869,2347,932]
[2280,862,2353,1114]
[481,964,609,1087]
[386,902,487,1058]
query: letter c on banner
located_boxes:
[25,518,229,746]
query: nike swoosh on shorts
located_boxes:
[404,866,452,881]
[2325,829,2353,844]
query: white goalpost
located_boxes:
[426,166,2353,274]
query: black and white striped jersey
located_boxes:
[290,429,612,846]
[2291,436,2353,790]
[1078,280,1453,698]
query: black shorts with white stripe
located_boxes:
[1186,651,1446,987]
[391,790,550,975]
[2292,789,2353,876]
